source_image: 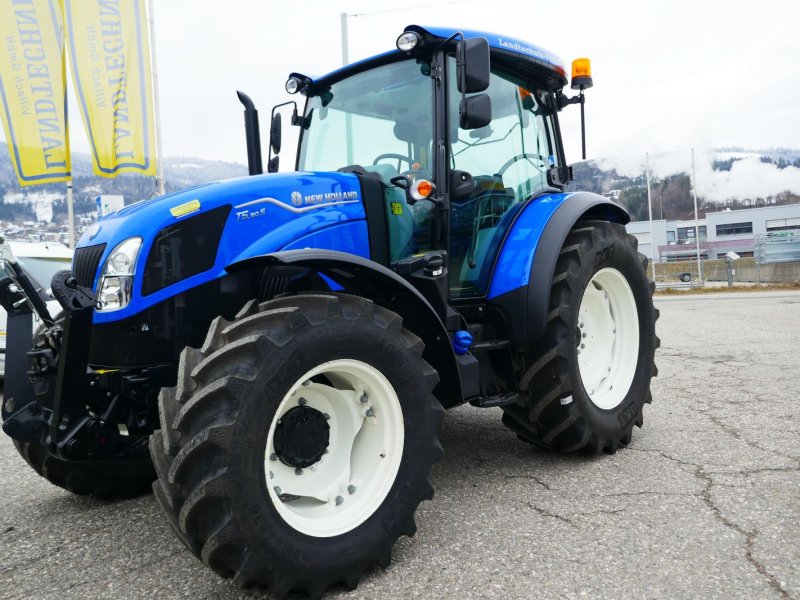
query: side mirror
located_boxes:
[456,38,490,94]
[269,112,282,155]
[459,94,491,130]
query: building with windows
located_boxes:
[625,203,800,262]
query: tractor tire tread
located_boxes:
[151,292,442,596]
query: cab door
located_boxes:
[446,60,561,300]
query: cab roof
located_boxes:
[303,25,568,93]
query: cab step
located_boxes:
[469,393,520,408]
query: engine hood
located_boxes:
[79,171,369,323]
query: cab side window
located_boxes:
[448,60,558,299]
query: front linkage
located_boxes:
[1,262,165,466]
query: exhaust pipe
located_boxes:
[237,91,263,176]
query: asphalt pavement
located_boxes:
[1,291,798,599]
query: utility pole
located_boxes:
[340,13,353,165]
[691,148,703,283]
[645,153,656,282]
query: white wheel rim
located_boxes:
[265,359,404,537]
[577,268,639,410]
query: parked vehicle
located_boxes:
[0,241,72,377]
[0,25,658,598]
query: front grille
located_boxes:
[73,243,107,289]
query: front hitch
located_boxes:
[0,262,100,457]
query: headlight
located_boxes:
[97,237,142,311]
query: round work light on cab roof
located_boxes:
[396,31,421,52]
[285,77,302,94]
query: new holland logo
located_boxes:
[291,191,303,206]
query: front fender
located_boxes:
[226,249,462,404]
[488,191,629,346]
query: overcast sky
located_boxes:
[4,0,800,199]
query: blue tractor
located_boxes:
[0,25,658,598]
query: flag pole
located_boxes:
[66,180,75,248]
[148,0,165,195]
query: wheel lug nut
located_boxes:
[269,453,277,461]
[582,332,587,338]
[274,486,282,495]
[580,343,585,349]
[302,380,311,386]
[298,397,307,406]
[295,468,303,475]
[365,407,375,417]
[347,484,356,495]
[335,495,344,506]
[360,393,368,404]
[323,412,330,420]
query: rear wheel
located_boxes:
[151,293,442,598]
[502,220,660,454]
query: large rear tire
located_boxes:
[151,293,442,598]
[502,220,660,454]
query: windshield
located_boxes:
[298,59,435,262]
[298,59,433,178]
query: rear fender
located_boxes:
[487,192,629,346]
[227,249,462,404]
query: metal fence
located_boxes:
[755,231,800,264]
[652,257,800,286]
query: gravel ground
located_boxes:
[1,290,798,599]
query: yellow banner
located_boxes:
[0,0,71,187]
[63,0,155,177]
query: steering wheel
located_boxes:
[495,153,550,178]
[373,153,415,172]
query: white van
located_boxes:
[0,241,73,377]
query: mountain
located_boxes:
[0,142,247,223]
[569,148,800,222]
[2,142,799,226]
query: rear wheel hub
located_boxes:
[273,405,330,468]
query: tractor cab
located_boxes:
[271,25,578,301]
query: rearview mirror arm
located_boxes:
[557,90,587,159]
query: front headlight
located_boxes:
[97,237,142,311]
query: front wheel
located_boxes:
[151,293,442,597]
[502,220,660,454]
